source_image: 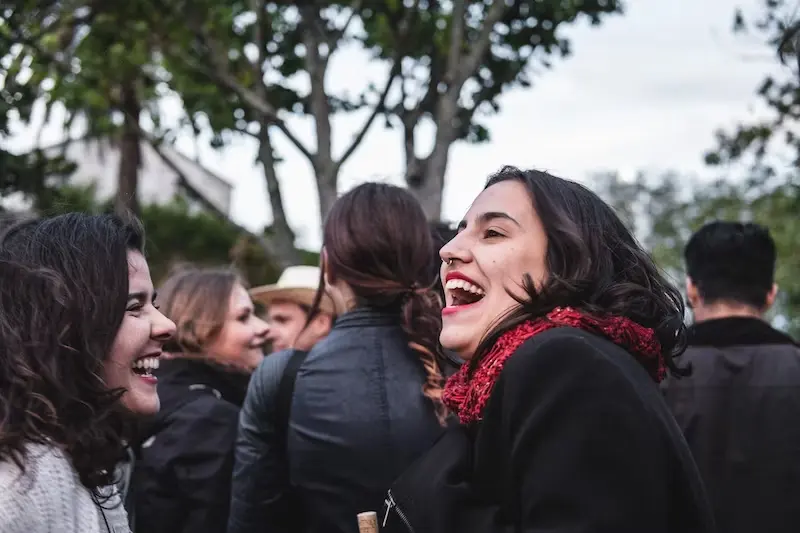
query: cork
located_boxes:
[357,511,379,533]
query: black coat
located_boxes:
[662,317,800,533]
[228,307,446,533]
[132,358,250,533]
[383,327,716,533]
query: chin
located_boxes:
[440,331,475,360]
[120,391,160,417]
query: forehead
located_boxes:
[464,180,536,223]
[267,300,306,317]
[127,250,152,290]
[227,283,252,308]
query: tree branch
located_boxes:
[454,0,508,88]
[327,0,364,46]
[446,0,466,79]
[249,0,268,98]
[152,0,314,160]
[299,7,332,168]
[335,57,401,170]
[146,135,283,262]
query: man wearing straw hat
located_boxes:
[250,265,334,354]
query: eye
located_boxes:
[127,303,144,313]
[483,228,504,239]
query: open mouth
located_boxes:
[445,278,486,307]
[131,355,159,378]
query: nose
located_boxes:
[440,232,472,265]
[152,309,177,342]
[253,315,269,338]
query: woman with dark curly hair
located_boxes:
[0,213,176,533]
[381,167,716,533]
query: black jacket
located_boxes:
[662,317,800,533]
[228,307,446,533]
[383,327,716,533]
[133,358,250,533]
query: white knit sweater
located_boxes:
[0,444,130,533]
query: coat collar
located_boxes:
[687,317,798,348]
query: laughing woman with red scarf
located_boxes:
[381,167,715,533]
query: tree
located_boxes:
[365,0,623,218]
[1,1,292,267]
[593,171,800,335]
[146,0,623,248]
[0,1,167,215]
[1,63,75,208]
[704,2,800,187]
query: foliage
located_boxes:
[0,1,166,137]
[137,0,625,226]
[34,184,319,286]
[704,2,800,187]
[593,172,800,334]
[0,62,74,205]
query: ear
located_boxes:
[764,283,779,311]
[685,277,700,309]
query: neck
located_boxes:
[328,281,357,314]
[692,302,764,324]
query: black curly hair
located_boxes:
[0,212,145,492]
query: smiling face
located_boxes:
[104,250,177,416]
[206,283,269,371]
[439,180,549,359]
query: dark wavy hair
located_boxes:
[0,212,146,491]
[473,167,688,377]
[307,183,447,422]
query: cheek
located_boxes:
[104,319,148,387]
[213,323,252,355]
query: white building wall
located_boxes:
[43,138,233,215]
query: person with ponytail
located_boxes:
[228,183,448,533]
[381,167,716,533]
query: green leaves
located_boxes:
[594,171,800,334]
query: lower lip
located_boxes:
[136,373,158,385]
[442,302,480,316]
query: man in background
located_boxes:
[663,221,800,533]
[250,265,334,353]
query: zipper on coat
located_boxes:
[383,490,416,533]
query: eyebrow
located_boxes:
[457,211,521,231]
[128,291,157,302]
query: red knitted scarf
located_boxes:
[441,307,664,426]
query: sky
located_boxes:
[3,0,786,250]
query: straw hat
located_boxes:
[250,265,335,315]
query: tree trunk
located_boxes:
[257,125,302,268]
[410,152,448,221]
[115,82,141,216]
[407,96,459,221]
[316,165,338,223]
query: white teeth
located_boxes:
[132,357,160,371]
[444,278,485,296]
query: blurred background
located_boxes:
[1,0,798,333]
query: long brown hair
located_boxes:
[157,265,241,353]
[307,183,447,422]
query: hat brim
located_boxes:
[250,285,336,316]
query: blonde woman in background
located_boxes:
[132,267,268,533]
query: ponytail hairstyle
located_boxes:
[306,183,447,423]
